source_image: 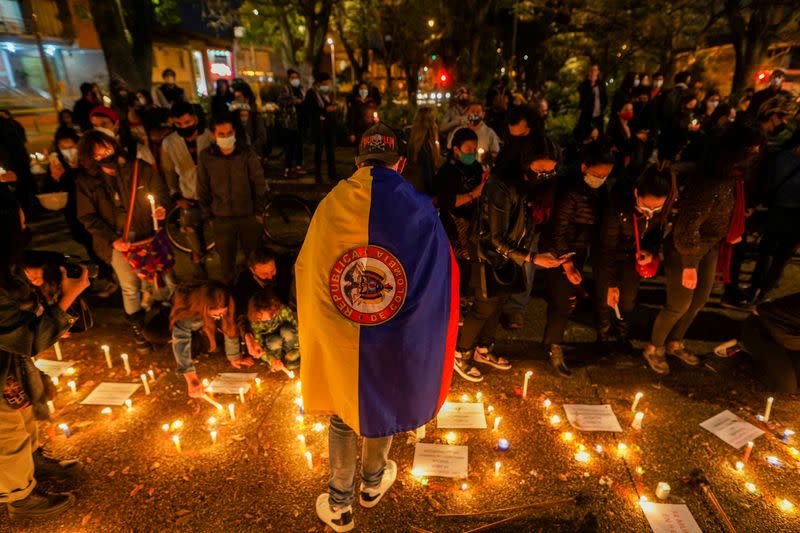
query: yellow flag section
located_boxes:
[296,166,372,434]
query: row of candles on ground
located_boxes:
[293,381,321,469]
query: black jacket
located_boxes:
[469,176,536,268]
[197,144,267,219]
[305,88,337,134]
[76,159,170,262]
[577,78,607,123]
[597,188,666,287]
[540,178,606,258]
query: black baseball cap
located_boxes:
[356,123,402,166]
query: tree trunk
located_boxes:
[384,62,393,102]
[404,63,418,106]
[88,0,152,89]
[730,35,767,95]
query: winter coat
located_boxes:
[197,144,267,219]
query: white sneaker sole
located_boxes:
[359,459,398,508]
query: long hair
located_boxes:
[170,281,237,351]
[636,161,677,231]
[77,130,124,177]
[408,107,443,169]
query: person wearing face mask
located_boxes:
[539,143,614,377]
[90,105,156,166]
[612,72,639,113]
[645,124,764,375]
[152,68,185,109]
[232,247,284,317]
[349,70,381,107]
[439,87,471,141]
[160,102,214,277]
[596,163,674,351]
[170,281,250,397]
[607,101,635,176]
[348,82,377,146]
[278,69,307,178]
[701,91,721,120]
[446,103,501,163]
[197,113,268,284]
[748,70,791,121]
[75,131,171,353]
[458,134,568,380]
[232,103,269,159]
[305,73,339,182]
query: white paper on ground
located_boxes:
[34,359,75,378]
[436,402,487,429]
[563,404,623,432]
[411,443,468,478]
[205,373,258,394]
[80,382,140,405]
[699,410,764,449]
[641,502,702,533]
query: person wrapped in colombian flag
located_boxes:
[296,123,459,532]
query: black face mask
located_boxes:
[95,152,118,174]
[176,124,197,138]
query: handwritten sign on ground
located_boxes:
[563,404,623,432]
[34,359,75,378]
[436,402,487,429]
[411,443,468,478]
[700,410,764,449]
[80,382,140,406]
[641,503,702,533]
[205,373,258,394]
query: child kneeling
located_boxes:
[244,289,299,373]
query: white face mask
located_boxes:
[709,100,719,110]
[290,78,301,88]
[216,135,236,150]
[94,126,116,139]
[137,96,147,107]
[633,79,640,87]
[583,173,606,189]
[319,84,331,94]
[654,79,664,88]
[60,147,78,165]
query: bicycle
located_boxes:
[165,193,314,253]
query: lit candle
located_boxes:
[743,441,754,464]
[147,194,158,232]
[238,387,245,404]
[296,415,305,427]
[58,423,71,437]
[67,380,77,394]
[416,425,426,440]
[120,353,131,375]
[281,366,293,377]
[65,367,75,376]
[312,423,326,433]
[494,461,501,476]
[148,369,155,381]
[51,376,59,386]
[631,412,644,430]
[255,377,262,389]
[522,371,533,399]
[575,451,590,463]
[295,396,304,415]
[460,393,470,402]
[550,414,561,426]
[202,378,210,387]
[305,450,313,469]
[125,399,133,411]
[460,482,469,491]
[477,148,485,162]
[779,499,795,512]
[745,482,757,493]
[54,341,63,361]
[140,374,150,395]
[617,442,628,457]
[172,434,181,453]
[497,438,510,451]
[487,405,495,414]
[476,392,483,401]
[47,400,55,414]
[543,398,552,408]
[101,407,112,416]
[208,416,217,426]
[171,420,183,430]
[764,397,774,422]
[735,461,745,472]
[162,423,170,432]
[296,380,302,393]
[631,392,644,412]
[656,482,671,499]
[445,431,457,444]
[102,345,112,368]
[201,394,222,410]
[228,403,236,421]
[493,416,502,432]
[562,431,574,442]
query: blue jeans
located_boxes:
[327,415,393,508]
[111,249,176,315]
[503,261,536,316]
[171,317,241,375]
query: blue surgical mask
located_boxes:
[458,153,477,166]
[359,89,369,98]
[216,135,236,150]
[319,85,331,94]
[290,78,301,88]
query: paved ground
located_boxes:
[2,154,799,532]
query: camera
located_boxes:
[64,257,99,279]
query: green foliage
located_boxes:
[152,0,181,27]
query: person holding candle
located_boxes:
[169,281,251,397]
[243,289,299,372]
[539,142,614,377]
[76,131,173,354]
[0,191,85,517]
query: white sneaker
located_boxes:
[359,459,398,508]
[315,493,354,532]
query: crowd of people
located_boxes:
[0,60,798,525]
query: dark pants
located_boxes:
[595,260,641,337]
[283,128,303,169]
[749,230,800,297]
[458,294,509,351]
[742,315,800,393]
[651,243,718,347]
[313,129,337,181]
[723,227,749,298]
[502,261,535,317]
[542,264,582,345]
[213,216,262,284]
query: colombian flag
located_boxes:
[296,165,459,438]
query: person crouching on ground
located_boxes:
[243,289,299,373]
[169,281,253,397]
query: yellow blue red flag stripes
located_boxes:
[296,165,459,438]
